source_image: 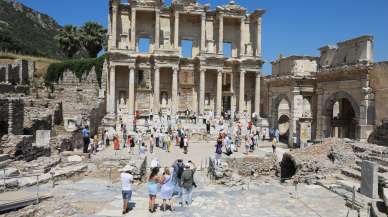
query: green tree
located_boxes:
[79,22,107,58]
[55,25,81,58]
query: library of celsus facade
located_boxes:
[106,0,264,122]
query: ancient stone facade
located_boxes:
[106,0,264,124]
[262,35,387,147]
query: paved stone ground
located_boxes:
[3,139,357,217]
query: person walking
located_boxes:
[206,120,211,134]
[149,134,155,154]
[215,136,223,166]
[82,126,90,153]
[126,135,132,153]
[181,161,196,206]
[160,167,175,211]
[121,124,127,148]
[272,137,277,154]
[183,135,189,154]
[119,165,134,214]
[244,135,250,155]
[148,167,160,213]
[275,128,280,143]
[113,135,120,155]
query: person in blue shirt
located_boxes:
[82,126,90,153]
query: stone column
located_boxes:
[218,14,223,55]
[239,70,246,113]
[254,71,261,116]
[174,12,179,49]
[257,16,262,57]
[240,17,245,57]
[111,5,118,49]
[109,66,116,113]
[153,65,160,114]
[8,99,13,135]
[201,13,206,53]
[155,9,160,50]
[130,8,136,50]
[199,68,206,115]
[128,65,135,116]
[171,66,178,116]
[216,69,223,117]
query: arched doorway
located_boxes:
[272,95,291,143]
[324,91,360,139]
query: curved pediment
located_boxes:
[217,1,246,16]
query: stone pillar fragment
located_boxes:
[109,66,116,113]
[255,71,261,115]
[239,70,246,113]
[174,12,179,49]
[199,68,205,115]
[216,69,222,117]
[128,65,135,116]
[240,17,245,56]
[155,10,160,50]
[257,16,262,57]
[153,65,160,114]
[171,66,178,116]
[218,14,223,55]
[131,9,136,50]
[201,13,206,53]
[111,5,118,49]
[361,160,378,199]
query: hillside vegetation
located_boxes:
[0,0,62,58]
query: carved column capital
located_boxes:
[172,66,179,72]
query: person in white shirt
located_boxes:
[120,165,134,214]
[151,158,160,169]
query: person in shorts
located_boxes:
[120,165,134,214]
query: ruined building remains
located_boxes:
[106,0,264,124]
[262,36,388,147]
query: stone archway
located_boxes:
[271,94,291,142]
[323,91,360,139]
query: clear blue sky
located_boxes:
[18,0,388,74]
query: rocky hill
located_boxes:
[0,0,62,58]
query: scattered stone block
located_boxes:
[360,160,378,198]
[0,154,9,162]
[35,130,51,147]
[0,167,20,178]
[67,155,82,162]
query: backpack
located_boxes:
[176,164,184,179]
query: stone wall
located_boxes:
[370,62,388,125]
[53,67,105,135]
[0,97,24,137]
[272,56,318,77]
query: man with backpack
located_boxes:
[172,159,184,204]
[181,161,196,206]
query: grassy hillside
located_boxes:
[0,0,62,58]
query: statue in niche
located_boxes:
[119,91,126,105]
[207,40,215,53]
[161,91,168,107]
[245,43,253,56]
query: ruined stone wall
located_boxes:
[0,97,24,137]
[53,67,105,135]
[0,59,29,85]
[370,62,388,124]
[272,57,317,77]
